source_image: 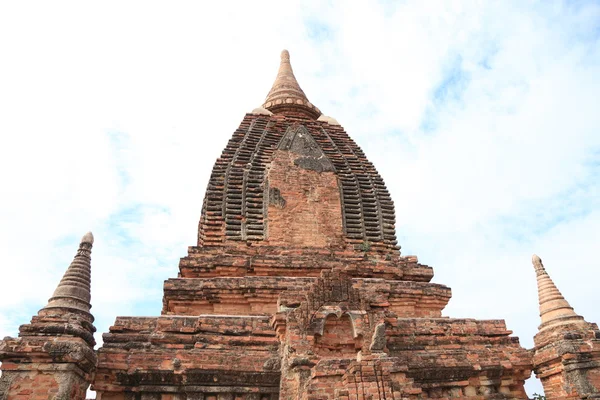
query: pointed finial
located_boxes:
[81,231,94,245]
[41,232,94,317]
[531,254,585,331]
[262,50,321,119]
[532,254,545,275]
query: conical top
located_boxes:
[532,254,585,331]
[262,50,321,119]
[42,232,94,316]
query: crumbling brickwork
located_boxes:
[266,146,344,248]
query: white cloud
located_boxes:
[1,1,599,397]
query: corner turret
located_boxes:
[531,254,600,399]
[0,233,97,400]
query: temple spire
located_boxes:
[532,254,585,331]
[262,50,321,119]
[42,232,94,317]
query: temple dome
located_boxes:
[198,52,398,250]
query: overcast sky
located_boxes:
[1,1,599,397]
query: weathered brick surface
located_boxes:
[0,334,96,400]
[270,269,532,399]
[0,372,60,400]
[178,245,434,281]
[93,316,279,397]
[387,318,532,398]
[266,149,344,248]
[161,276,451,318]
[532,322,600,399]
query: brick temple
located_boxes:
[2,50,600,400]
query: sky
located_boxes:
[1,1,599,397]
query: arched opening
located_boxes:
[314,314,362,356]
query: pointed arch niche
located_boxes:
[313,313,363,357]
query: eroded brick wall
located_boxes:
[0,369,88,400]
[2,372,59,400]
[266,150,344,248]
[533,323,600,399]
